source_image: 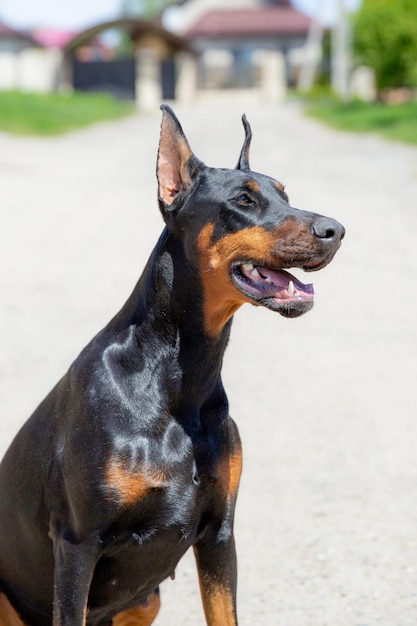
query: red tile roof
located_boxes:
[185,7,311,39]
[32,28,78,49]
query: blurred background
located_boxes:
[0,0,415,114]
[1,1,417,624]
[1,0,416,141]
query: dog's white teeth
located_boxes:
[251,268,261,279]
[287,280,295,296]
[265,276,272,283]
[242,263,254,272]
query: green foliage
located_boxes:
[353,0,417,91]
[120,0,171,18]
[0,91,134,136]
[305,97,417,145]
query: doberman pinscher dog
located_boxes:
[0,106,344,626]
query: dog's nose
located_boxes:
[312,216,345,245]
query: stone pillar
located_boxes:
[136,49,162,110]
[260,51,286,104]
[175,52,197,103]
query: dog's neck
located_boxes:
[105,227,232,420]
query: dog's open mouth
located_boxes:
[231,262,315,318]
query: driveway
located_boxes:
[1,100,417,625]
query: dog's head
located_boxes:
[157,105,344,336]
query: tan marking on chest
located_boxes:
[105,458,167,508]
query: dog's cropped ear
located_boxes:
[157,105,202,210]
[236,114,252,171]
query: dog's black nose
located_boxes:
[312,216,345,244]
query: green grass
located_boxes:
[0,90,135,136]
[304,97,417,145]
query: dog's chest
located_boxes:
[101,422,226,545]
[88,448,221,617]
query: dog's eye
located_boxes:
[236,193,254,206]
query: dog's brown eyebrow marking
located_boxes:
[275,180,289,202]
[245,180,260,192]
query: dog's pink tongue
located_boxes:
[241,263,314,297]
[257,267,314,296]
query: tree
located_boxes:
[120,0,171,19]
[353,0,417,92]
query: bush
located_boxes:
[353,0,417,92]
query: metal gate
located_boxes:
[72,57,136,101]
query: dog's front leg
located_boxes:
[193,525,238,626]
[52,533,97,626]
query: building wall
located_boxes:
[0,48,61,92]
[192,35,307,89]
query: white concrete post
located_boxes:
[175,53,197,103]
[135,49,162,110]
[260,51,286,103]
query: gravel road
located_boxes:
[1,100,417,625]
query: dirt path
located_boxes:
[1,101,417,625]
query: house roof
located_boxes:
[184,7,311,39]
[0,21,40,46]
[32,29,78,49]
